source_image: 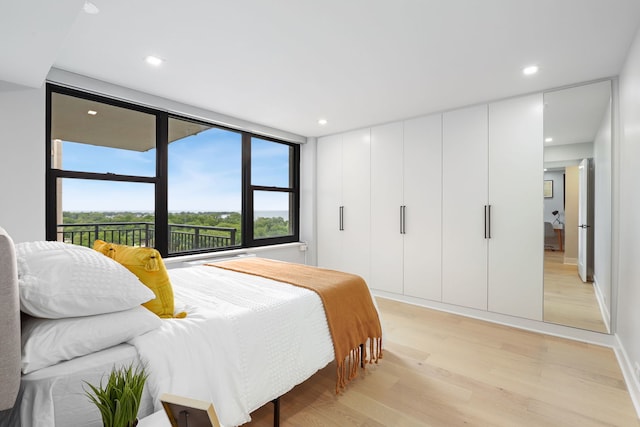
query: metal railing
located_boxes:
[168,224,237,252]
[57,222,237,252]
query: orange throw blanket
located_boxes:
[208,257,382,392]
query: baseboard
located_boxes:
[614,334,640,419]
[371,290,616,347]
[563,257,578,265]
[592,275,611,333]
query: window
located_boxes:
[46,84,300,256]
[248,137,298,243]
[47,89,158,250]
[50,92,156,177]
[57,179,155,248]
[167,117,242,253]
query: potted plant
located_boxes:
[84,364,148,427]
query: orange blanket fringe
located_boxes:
[208,258,383,392]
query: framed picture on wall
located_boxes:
[543,180,553,198]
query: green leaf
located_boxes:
[84,363,147,427]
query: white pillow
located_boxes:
[16,241,155,318]
[21,305,162,374]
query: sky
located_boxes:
[60,127,291,212]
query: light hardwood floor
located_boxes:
[543,250,608,333]
[246,297,638,427]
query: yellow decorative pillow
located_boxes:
[93,240,186,319]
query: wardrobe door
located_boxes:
[442,105,489,310]
[488,94,543,320]
[403,114,442,301]
[340,129,371,283]
[370,122,404,294]
[317,134,343,272]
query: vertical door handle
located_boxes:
[402,206,406,234]
[339,206,344,231]
[484,205,488,239]
[399,206,406,235]
[484,205,492,239]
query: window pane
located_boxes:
[51,92,156,177]
[253,191,293,238]
[57,178,155,248]
[168,118,242,253]
[251,137,292,187]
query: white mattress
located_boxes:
[17,343,155,427]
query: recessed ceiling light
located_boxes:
[83,1,99,14]
[87,110,97,116]
[545,137,553,143]
[145,55,164,66]
[318,119,328,125]
[523,65,539,76]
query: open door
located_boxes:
[577,158,594,282]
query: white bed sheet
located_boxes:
[17,343,155,427]
[130,264,334,427]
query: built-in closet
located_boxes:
[442,104,489,310]
[369,115,442,301]
[317,93,544,321]
[317,128,371,283]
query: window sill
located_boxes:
[164,242,307,268]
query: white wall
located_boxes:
[0,85,45,242]
[543,170,565,224]
[544,141,593,164]
[299,138,316,266]
[617,26,640,410]
[593,100,612,325]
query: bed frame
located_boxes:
[0,227,20,413]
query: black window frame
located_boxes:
[46,83,300,256]
[243,134,301,247]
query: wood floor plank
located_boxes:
[245,298,638,426]
[544,250,608,332]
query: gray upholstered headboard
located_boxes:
[0,227,20,411]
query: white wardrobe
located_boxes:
[442,104,489,310]
[369,115,442,301]
[317,128,371,284]
[317,93,544,321]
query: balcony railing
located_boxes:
[57,222,237,252]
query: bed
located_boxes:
[0,227,382,427]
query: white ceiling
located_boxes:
[0,0,83,88]
[2,0,640,137]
